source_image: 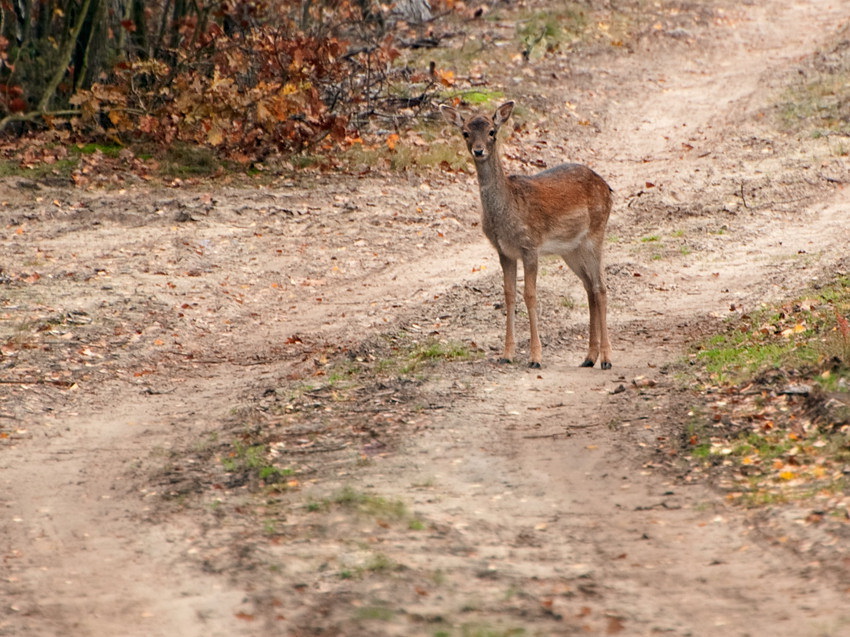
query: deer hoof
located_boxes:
[528,361,542,369]
[579,358,595,368]
[497,357,513,365]
[601,361,612,370]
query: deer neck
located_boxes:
[473,152,513,217]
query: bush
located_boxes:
[0,0,429,161]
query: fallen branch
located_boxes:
[0,109,81,134]
[523,432,569,439]
[820,173,846,184]
[739,182,749,209]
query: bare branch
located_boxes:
[0,109,82,133]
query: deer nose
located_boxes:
[473,148,485,157]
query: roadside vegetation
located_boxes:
[681,277,850,514]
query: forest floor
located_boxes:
[2,0,850,635]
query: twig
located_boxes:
[286,443,349,454]
[568,422,605,429]
[0,378,74,387]
[523,432,569,439]
[167,352,274,366]
[142,387,177,395]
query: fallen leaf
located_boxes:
[435,69,455,86]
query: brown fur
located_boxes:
[441,100,613,369]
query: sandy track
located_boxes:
[2,0,849,635]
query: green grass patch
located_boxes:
[358,334,481,377]
[308,485,427,530]
[356,605,395,621]
[221,442,294,487]
[697,334,803,384]
[453,89,506,106]
[71,142,123,157]
[560,295,577,310]
[288,335,480,405]
[634,232,695,261]
[0,158,77,180]
[399,38,490,79]
[409,339,475,362]
[401,338,480,374]
[330,485,407,517]
[363,553,400,574]
[337,551,405,581]
[690,442,712,459]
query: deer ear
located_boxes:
[493,101,515,127]
[439,105,464,129]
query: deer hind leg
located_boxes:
[564,250,611,369]
[498,253,518,364]
[521,251,542,368]
[595,274,612,369]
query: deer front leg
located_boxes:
[498,253,517,363]
[522,251,542,368]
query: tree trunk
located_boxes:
[131,0,149,58]
[37,0,94,112]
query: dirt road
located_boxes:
[2,0,849,635]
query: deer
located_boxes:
[440,100,613,370]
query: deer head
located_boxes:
[440,101,515,162]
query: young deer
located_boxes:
[441,100,612,369]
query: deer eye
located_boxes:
[489,129,496,137]
[462,131,470,139]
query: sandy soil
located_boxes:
[2,0,850,635]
